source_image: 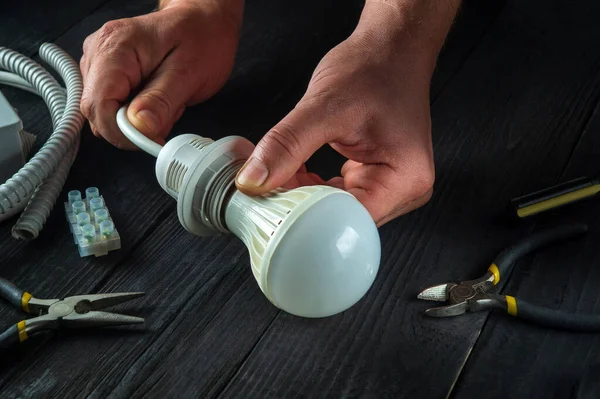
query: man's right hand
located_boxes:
[80,0,244,149]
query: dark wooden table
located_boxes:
[2,0,600,397]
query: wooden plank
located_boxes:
[0,2,367,394]
[218,5,600,398]
[450,108,600,399]
[0,0,363,396]
[0,0,505,398]
[430,0,506,99]
[450,3,600,397]
[0,213,278,397]
[0,0,174,390]
[3,0,109,55]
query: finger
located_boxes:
[126,49,201,141]
[375,187,433,227]
[326,176,345,189]
[80,19,176,148]
[90,122,99,137]
[280,163,310,189]
[235,100,337,195]
[282,172,325,190]
[94,99,140,150]
[300,172,325,186]
[80,48,143,148]
[341,159,361,176]
[79,53,89,80]
[80,33,95,79]
[344,163,434,225]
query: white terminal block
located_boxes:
[64,187,121,257]
[0,90,36,184]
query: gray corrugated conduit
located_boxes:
[0,43,84,240]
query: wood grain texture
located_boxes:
[5,0,596,398]
[0,2,369,396]
[450,4,600,398]
[451,103,600,399]
[3,0,110,55]
[430,0,505,99]
[219,5,600,399]
[0,0,176,391]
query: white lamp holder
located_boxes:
[156,134,256,236]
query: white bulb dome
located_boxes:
[225,185,381,318]
[154,133,381,318]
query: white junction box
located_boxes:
[0,90,24,183]
[0,90,36,183]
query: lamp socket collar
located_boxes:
[155,134,255,237]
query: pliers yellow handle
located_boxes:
[418,224,599,332]
[0,277,145,349]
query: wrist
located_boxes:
[158,0,245,28]
[354,0,460,75]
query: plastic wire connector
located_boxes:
[64,187,121,257]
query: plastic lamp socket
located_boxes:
[155,134,381,318]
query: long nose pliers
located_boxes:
[0,276,145,348]
[417,223,600,332]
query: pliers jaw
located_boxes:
[418,271,496,317]
[416,224,600,332]
[417,283,455,302]
[58,292,146,328]
[1,274,146,348]
[18,292,145,340]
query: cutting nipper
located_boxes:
[418,223,600,332]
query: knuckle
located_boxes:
[96,19,134,52]
[260,123,304,163]
[100,19,128,36]
[306,87,351,116]
[409,169,435,199]
[79,53,87,70]
[138,88,174,116]
[80,96,93,119]
[82,35,92,53]
[89,124,100,137]
[102,132,123,149]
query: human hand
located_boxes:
[235,30,434,225]
[234,0,460,226]
[80,0,244,149]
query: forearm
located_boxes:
[355,0,461,74]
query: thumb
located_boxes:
[235,101,332,195]
[126,52,193,141]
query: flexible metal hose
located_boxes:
[0,43,84,240]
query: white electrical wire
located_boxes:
[0,43,84,240]
[116,105,163,157]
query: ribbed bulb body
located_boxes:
[225,185,381,318]
[156,134,381,318]
[225,187,315,288]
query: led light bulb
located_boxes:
[155,134,381,318]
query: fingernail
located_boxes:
[133,109,160,137]
[237,158,269,188]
